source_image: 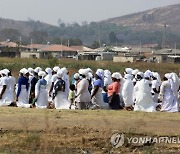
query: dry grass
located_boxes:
[0,58,180,77]
[0,107,180,153]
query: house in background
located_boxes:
[21,44,77,59]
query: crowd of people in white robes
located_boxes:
[0,66,179,112]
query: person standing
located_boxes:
[75,69,91,110]
[108,73,121,110]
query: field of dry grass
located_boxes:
[0,58,180,153]
[0,107,180,153]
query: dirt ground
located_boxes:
[0,107,180,153]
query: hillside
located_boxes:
[0,4,180,47]
[103,4,180,33]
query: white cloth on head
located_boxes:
[45,68,52,74]
[125,68,133,74]
[134,79,156,112]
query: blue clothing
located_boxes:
[17,76,29,97]
[93,79,103,88]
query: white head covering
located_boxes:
[2,69,10,76]
[28,68,34,75]
[144,70,152,78]
[87,68,93,73]
[34,67,40,74]
[132,69,139,76]
[112,72,121,79]
[57,70,63,78]
[136,72,144,79]
[125,68,133,74]
[104,70,111,77]
[38,71,46,78]
[125,74,132,80]
[96,69,103,79]
[20,68,27,74]
[74,73,79,79]
[61,67,68,74]
[23,68,29,75]
[78,69,89,77]
[45,67,52,74]
[53,66,60,73]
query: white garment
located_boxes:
[45,74,52,101]
[17,85,31,108]
[62,74,70,99]
[0,76,13,106]
[102,76,112,93]
[151,79,160,104]
[75,78,91,103]
[134,79,156,112]
[92,87,109,109]
[53,91,70,109]
[122,78,134,107]
[35,84,48,109]
[160,80,179,112]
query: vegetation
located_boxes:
[0,58,180,77]
[0,107,180,153]
[1,18,180,48]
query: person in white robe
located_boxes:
[75,69,91,110]
[122,74,134,110]
[53,70,70,109]
[151,72,161,106]
[44,67,52,102]
[48,66,59,99]
[134,71,156,112]
[0,69,14,106]
[34,71,48,109]
[91,70,109,109]
[16,69,31,108]
[159,73,179,112]
[61,67,70,99]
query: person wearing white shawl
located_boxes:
[61,67,70,99]
[34,71,48,108]
[102,70,112,103]
[151,72,161,106]
[122,74,134,110]
[91,70,108,109]
[16,69,31,108]
[0,69,13,106]
[134,71,156,112]
[53,70,70,109]
[75,69,91,109]
[44,68,52,102]
[159,73,179,112]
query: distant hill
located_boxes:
[0,4,180,47]
[102,4,180,33]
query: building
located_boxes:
[21,44,77,59]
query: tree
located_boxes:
[29,31,48,44]
[0,28,21,41]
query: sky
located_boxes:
[0,0,179,26]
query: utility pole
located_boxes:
[98,23,101,48]
[161,24,166,48]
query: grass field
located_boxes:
[0,107,180,153]
[0,58,180,153]
[1,57,180,77]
